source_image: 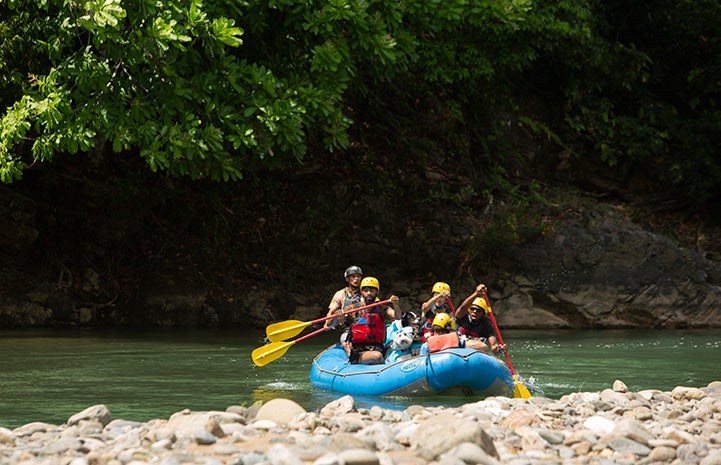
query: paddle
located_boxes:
[482,292,532,399]
[445,295,456,315]
[266,299,391,342]
[252,326,330,366]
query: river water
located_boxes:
[1,328,719,429]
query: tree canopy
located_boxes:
[1,0,720,203]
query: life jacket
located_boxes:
[342,289,362,310]
[351,311,386,345]
[427,332,461,352]
[384,347,411,364]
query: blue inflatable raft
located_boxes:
[309,343,515,397]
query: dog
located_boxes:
[384,326,415,364]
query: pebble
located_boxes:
[2,380,720,465]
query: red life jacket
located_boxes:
[351,311,386,345]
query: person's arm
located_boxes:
[323,290,344,328]
[480,318,503,353]
[389,295,402,321]
[421,290,448,317]
[455,283,487,319]
[488,335,501,353]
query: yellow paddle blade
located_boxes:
[266,320,312,342]
[251,341,295,366]
[513,375,532,399]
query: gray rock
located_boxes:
[613,380,629,392]
[267,444,305,465]
[319,432,375,452]
[0,427,16,446]
[256,398,307,426]
[195,429,219,445]
[701,449,721,465]
[536,428,565,445]
[612,418,654,445]
[443,442,500,465]
[648,446,677,462]
[606,436,651,456]
[320,395,356,416]
[411,413,497,459]
[239,452,268,465]
[167,411,227,441]
[68,404,112,427]
[356,422,402,451]
[338,448,380,465]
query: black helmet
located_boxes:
[344,265,363,278]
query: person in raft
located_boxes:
[420,281,454,340]
[454,283,504,354]
[342,276,401,365]
[323,265,364,329]
[421,312,462,353]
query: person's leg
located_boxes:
[358,350,384,364]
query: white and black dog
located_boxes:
[384,326,415,363]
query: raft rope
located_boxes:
[312,347,502,378]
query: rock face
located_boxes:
[495,211,721,328]
[1,178,720,329]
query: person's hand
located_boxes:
[390,295,400,305]
[476,283,487,295]
[435,290,449,305]
[324,309,342,328]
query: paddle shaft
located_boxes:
[265,299,390,342]
[445,296,456,315]
[266,299,391,342]
[482,292,517,376]
[294,325,330,343]
[312,298,391,325]
[256,298,392,366]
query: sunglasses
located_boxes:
[469,306,482,312]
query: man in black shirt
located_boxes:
[455,283,502,353]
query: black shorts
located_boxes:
[349,343,384,364]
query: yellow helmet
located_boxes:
[471,297,490,313]
[431,282,451,294]
[432,312,456,332]
[360,277,380,291]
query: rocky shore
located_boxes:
[1,380,720,465]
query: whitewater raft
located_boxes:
[309,343,515,397]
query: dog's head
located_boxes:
[392,327,414,350]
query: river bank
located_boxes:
[2,380,720,465]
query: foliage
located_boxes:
[1,0,573,184]
[547,0,721,200]
[2,0,720,206]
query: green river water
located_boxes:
[1,328,719,429]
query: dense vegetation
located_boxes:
[2,0,721,308]
[2,0,720,198]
